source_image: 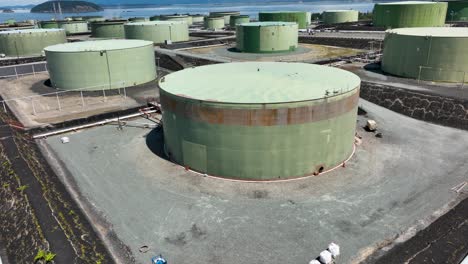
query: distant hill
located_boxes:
[31,1,103,13]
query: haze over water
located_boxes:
[0,0,376,22]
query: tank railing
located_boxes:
[0,81,128,116]
[0,62,48,79]
[417,65,466,88]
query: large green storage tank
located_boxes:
[124,21,189,44]
[90,21,126,38]
[160,15,192,25]
[373,1,448,28]
[259,11,311,29]
[322,10,359,24]
[191,15,205,23]
[229,15,250,28]
[204,16,225,30]
[57,21,88,35]
[209,11,241,24]
[382,27,468,83]
[5,19,16,25]
[83,16,105,23]
[128,17,148,22]
[446,1,468,21]
[45,39,156,91]
[159,62,360,180]
[149,15,160,21]
[236,22,298,53]
[39,20,59,29]
[0,29,66,57]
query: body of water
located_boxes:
[0,1,376,22]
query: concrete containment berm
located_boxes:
[0,29,66,56]
[158,62,360,180]
[373,1,448,28]
[382,27,468,83]
[124,21,189,44]
[236,22,298,53]
[45,39,156,91]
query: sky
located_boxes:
[0,0,42,5]
[0,0,324,7]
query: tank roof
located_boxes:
[377,1,442,5]
[238,21,297,27]
[387,27,468,37]
[127,21,186,26]
[0,28,64,34]
[159,62,360,104]
[57,20,88,23]
[92,20,127,24]
[45,39,153,52]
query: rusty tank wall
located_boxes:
[159,62,360,180]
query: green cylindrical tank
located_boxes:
[204,16,225,30]
[160,15,192,25]
[158,62,360,180]
[322,10,359,24]
[446,0,468,21]
[5,19,16,25]
[229,15,250,28]
[149,15,160,21]
[128,17,148,22]
[0,29,66,57]
[373,1,448,28]
[209,11,241,24]
[124,21,189,44]
[191,15,205,23]
[259,11,311,29]
[382,27,468,83]
[40,21,59,29]
[83,16,105,23]
[236,22,298,53]
[90,21,126,38]
[45,39,156,91]
[57,21,88,35]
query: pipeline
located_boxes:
[33,107,158,139]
